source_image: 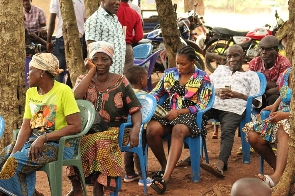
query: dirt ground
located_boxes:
[35,123,273,196]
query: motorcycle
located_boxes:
[204,10,284,73]
[140,20,205,72]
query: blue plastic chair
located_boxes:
[0,116,5,139]
[160,88,215,182]
[239,72,267,163]
[111,94,157,196]
[134,49,163,92]
[133,43,153,59]
[259,110,271,174]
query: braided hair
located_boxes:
[177,45,197,62]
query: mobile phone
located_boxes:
[225,85,231,90]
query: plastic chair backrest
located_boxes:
[0,116,5,138]
[134,49,163,91]
[133,43,153,59]
[239,72,267,163]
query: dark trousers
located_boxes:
[205,108,245,168]
[53,36,86,87]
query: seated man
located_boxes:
[248,35,290,109]
[201,45,262,176]
[23,0,47,42]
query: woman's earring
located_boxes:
[41,74,43,78]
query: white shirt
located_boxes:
[210,65,262,115]
[49,0,85,38]
[128,1,142,19]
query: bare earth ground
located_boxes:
[35,124,273,196]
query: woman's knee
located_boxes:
[171,124,190,139]
[247,131,265,146]
[146,121,163,139]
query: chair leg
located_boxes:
[138,151,148,195]
[186,137,201,182]
[202,138,209,164]
[42,163,62,196]
[76,164,87,196]
[259,156,264,174]
[110,177,120,196]
[240,127,250,163]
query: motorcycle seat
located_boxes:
[213,27,248,36]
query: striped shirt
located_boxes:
[85,7,126,74]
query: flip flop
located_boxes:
[176,157,191,167]
[257,174,275,188]
[151,177,167,194]
[200,163,225,178]
[151,171,164,179]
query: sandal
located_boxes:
[151,171,164,179]
[105,176,117,192]
[257,174,275,188]
[200,162,225,178]
[176,156,191,167]
[151,177,167,194]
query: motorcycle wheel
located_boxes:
[205,43,227,73]
[195,52,205,71]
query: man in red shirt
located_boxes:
[117,0,143,74]
[248,35,291,109]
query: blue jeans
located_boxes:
[53,36,86,87]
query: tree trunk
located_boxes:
[184,0,195,13]
[155,0,183,68]
[195,0,204,16]
[272,1,295,195]
[59,0,84,85]
[85,0,100,19]
[0,0,26,148]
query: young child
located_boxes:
[124,66,152,186]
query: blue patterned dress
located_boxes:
[242,68,291,143]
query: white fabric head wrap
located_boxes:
[29,53,62,76]
[88,41,114,60]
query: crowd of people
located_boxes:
[0,0,291,195]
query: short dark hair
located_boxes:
[125,66,147,85]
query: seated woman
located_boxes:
[0,53,81,196]
[146,45,213,194]
[66,41,142,196]
[243,67,291,188]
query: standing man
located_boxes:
[85,0,126,74]
[46,0,86,87]
[117,0,143,74]
[248,35,291,109]
[23,0,47,40]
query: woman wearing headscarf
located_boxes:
[66,41,142,196]
[0,53,81,196]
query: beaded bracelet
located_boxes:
[44,132,48,143]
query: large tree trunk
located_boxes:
[184,0,195,12]
[85,0,100,19]
[273,1,295,195]
[0,0,26,148]
[59,0,84,85]
[155,0,182,68]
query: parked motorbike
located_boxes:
[140,21,205,72]
[204,10,284,73]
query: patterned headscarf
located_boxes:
[88,41,114,60]
[29,53,62,77]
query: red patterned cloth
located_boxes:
[248,54,291,83]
